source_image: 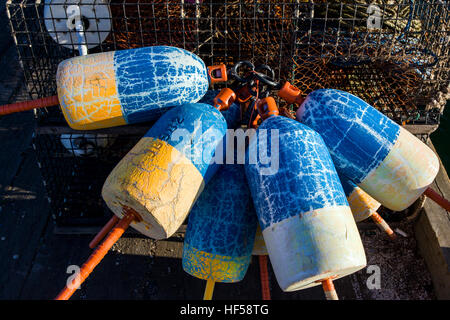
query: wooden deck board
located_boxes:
[414,140,450,299]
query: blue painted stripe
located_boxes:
[145,103,227,178]
[114,46,209,124]
[185,163,257,257]
[245,116,348,230]
[299,89,400,184]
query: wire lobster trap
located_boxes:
[6,0,450,228]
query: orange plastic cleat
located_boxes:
[256,97,280,120]
[213,87,237,111]
[278,81,305,105]
[207,64,228,84]
[236,84,255,104]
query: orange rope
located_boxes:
[0,95,59,116]
[55,209,136,300]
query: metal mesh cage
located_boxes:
[6,0,450,227]
[7,1,450,120]
[32,127,144,227]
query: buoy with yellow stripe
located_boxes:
[0,46,227,130]
[338,173,396,240]
[182,160,257,300]
[245,97,367,300]
[55,102,228,300]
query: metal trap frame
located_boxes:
[6,0,450,228]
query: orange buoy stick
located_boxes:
[0,95,59,116]
[89,215,120,249]
[258,255,271,300]
[55,209,137,300]
[321,278,338,300]
[370,212,396,240]
[424,187,450,212]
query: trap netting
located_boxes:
[7,0,450,124]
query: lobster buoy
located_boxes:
[245,112,366,299]
[297,89,439,211]
[338,173,396,239]
[182,162,257,300]
[1,46,227,130]
[55,102,227,300]
[102,102,228,239]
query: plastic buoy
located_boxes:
[297,89,440,212]
[102,103,227,239]
[182,163,257,300]
[55,103,227,300]
[245,99,366,299]
[88,92,240,250]
[0,46,226,130]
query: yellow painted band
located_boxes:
[102,137,204,240]
[359,127,439,211]
[347,186,381,222]
[183,244,250,283]
[56,51,126,130]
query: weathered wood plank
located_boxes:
[403,124,439,135]
[0,146,51,299]
[414,139,450,300]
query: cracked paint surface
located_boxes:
[297,89,439,211]
[297,89,399,184]
[245,116,348,230]
[102,103,226,240]
[262,206,366,291]
[116,46,209,124]
[57,46,209,130]
[57,51,126,130]
[245,116,365,291]
[145,103,227,181]
[183,163,257,282]
[337,172,380,222]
